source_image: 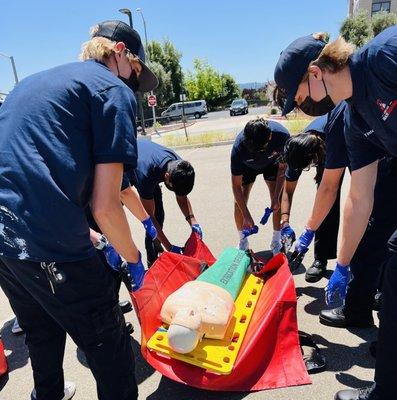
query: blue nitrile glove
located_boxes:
[294,228,315,254]
[325,263,351,306]
[170,245,184,254]
[260,207,273,225]
[103,244,122,271]
[191,224,203,239]
[141,217,157,240]
[242,225,259,238]
[122,254,146,292]
[281,224,296,253]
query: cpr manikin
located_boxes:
[161,281,236,353]
[161,248,251,354]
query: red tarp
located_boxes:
[0,338,7,377]
[131,233,311,392]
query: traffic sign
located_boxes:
[148,94,157,107]
[179,93,187,101]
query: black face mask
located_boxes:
[116,53,140,93]
[119,70,139,92]
[299,78,335,116]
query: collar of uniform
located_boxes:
[348,53,366,107]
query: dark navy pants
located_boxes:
[374,231,397,399]
[313,169,344,262]
[0,254,138,400]
[344,158,397,323]
[145,184,165,266]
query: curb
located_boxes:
[164,139,235,151]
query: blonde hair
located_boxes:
[79,25,140,64]
[311,36,355,74]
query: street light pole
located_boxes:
[136,8,157,127]
[0,52,19,85]
[119,8,147,134]
[118,8,133,28]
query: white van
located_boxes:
[161,100,207,120]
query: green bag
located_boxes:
[196,247,250,300]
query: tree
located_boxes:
[340,10,373,47]
[147,60,174,107]
[219,73,241,105]
[372,11,397,36]
[147,40,183,104]
[340,10,397,48]
[184,59,240,109]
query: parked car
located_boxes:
[161,100,207,121]
[230,99,248,116]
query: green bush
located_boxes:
[270,108,278,115]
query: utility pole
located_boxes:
[137,8,157,128]
[119,8,146,134]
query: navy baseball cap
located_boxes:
[93,20,158,92]
[274,34,327,115]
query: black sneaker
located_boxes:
[334,384,378,400]
[119,300,133,314]
[126,322,134,335]
[320,306,374,328]
[305,259,327,283]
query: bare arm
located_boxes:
[175,195,198,226]
[91,163,139,263]
[231,174,254,227]
[281,180,298,225]
[140,198,172,251]
[120,186,149,222]
[271,163,286,210]
[338,161,378,266]
[306,168,345,231]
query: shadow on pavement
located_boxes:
[311,333,376,372]
[0,374,8,391]
[335,372,373,389]
[0,318,29,374]
[296,286,327,316]
[76,337,156,386]
[147,376,248,400]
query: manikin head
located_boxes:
[167,308,202,354]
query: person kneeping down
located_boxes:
[231,118,289,254]
[282,102,346,281]
[121,139,201,266]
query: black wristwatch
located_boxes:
[94,234,108,250]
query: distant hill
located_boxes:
[238,82,266,90]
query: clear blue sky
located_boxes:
[1,1,348,94]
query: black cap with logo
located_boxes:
[93,20,158,93]
[274,34,327,115]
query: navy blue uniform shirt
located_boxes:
[347,25,397,169]
[123,139,180,200]
[0,60,137,262]
[285,102,350,181]
[231,120,290,176]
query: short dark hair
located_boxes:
[167,160,195,196]
[284,132,325,180]
[242,118,272,152]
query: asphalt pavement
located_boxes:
[0,144,377,400]
[158,106,271,139]
[204,106,269,120]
